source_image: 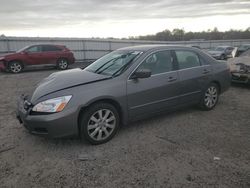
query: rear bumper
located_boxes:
[16,96,79,138]
[68,56,75,64]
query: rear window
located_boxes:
[175,50,201,69]
[42,45,62,52]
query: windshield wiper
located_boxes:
[94,56,123,74]
[112,55,138,77]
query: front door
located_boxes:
[127,50,181,120]
[25,45,44,65]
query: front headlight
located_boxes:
[229,64,241,72]
[32,96,72,113]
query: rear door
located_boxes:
[174,50,212,104]
[127,50,181,120]
[41,45,62,65]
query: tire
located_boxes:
[80,103,120,145]
[8,61,23,73]
[199,83,219,111]
[57,58,69,70]
[220,54,226,60]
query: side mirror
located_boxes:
[131,69,151,79]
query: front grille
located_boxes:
[232,74,248,82]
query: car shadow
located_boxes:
[0,62,91,75]
[231,82,250,89]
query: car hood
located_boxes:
[31,68,111,102]
[0,53,15,58]
[227,56,250,73]
[228,56,250,66]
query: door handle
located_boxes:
[203,69,210,74]
[168,76,177,82]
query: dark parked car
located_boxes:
[235,44,250,57]
[0,44,75,73]
[207,46,235,60]
[17,45,231,144]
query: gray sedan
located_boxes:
[17,45,231,144]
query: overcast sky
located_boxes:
[0,0,249,38]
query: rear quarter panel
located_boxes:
[211,61,231,93]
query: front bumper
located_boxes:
[16,96,79,138]
[0,61,6,71]
[231,72,250,84]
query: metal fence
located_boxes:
[0,36,250,62]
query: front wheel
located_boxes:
[199,83,219,110]
[8,61,23,73]
[80,103,120,145]
[220,54,226,60]
[57,58,69,70]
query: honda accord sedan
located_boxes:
[16,45,231,144]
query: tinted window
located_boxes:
[175,50,200,69]
[26,46,42,53]
[226,47,234,52]
[42,45,62,52]
[137,50,174,75]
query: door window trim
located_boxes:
[26,45,42,53]
[173,49,203,70]
[128,49,177,80]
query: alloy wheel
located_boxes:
[58,59,68,69]
[87,109,116,141]
[204,86,218,108]
[10,62,22,73]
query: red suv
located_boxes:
[0,44,75,73]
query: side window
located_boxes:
[137,50,174,75]
[226,47,233,53]
[175,50,201,69]
[42,45,62,52]
[26,46,42,53]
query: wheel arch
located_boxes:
[57,57,69,63]
[7,59,25,68]
[77,98,125,136]
[210,80,221,94]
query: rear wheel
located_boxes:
[80,103,120,145]
[199,83,219,110]
[8,61,23,73]
[57,58,69,70]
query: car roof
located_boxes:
[117,45,195,52]
[216,46,233,48]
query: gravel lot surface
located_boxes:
[0,65,250,188]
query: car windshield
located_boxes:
[238,45,250,51]
[85,50,143,76]
[239,49,250,57]
[215,47,226,51]
[16,46,30,53]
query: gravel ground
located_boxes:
[0,65,250,188]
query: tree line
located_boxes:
[127,27,250,41]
